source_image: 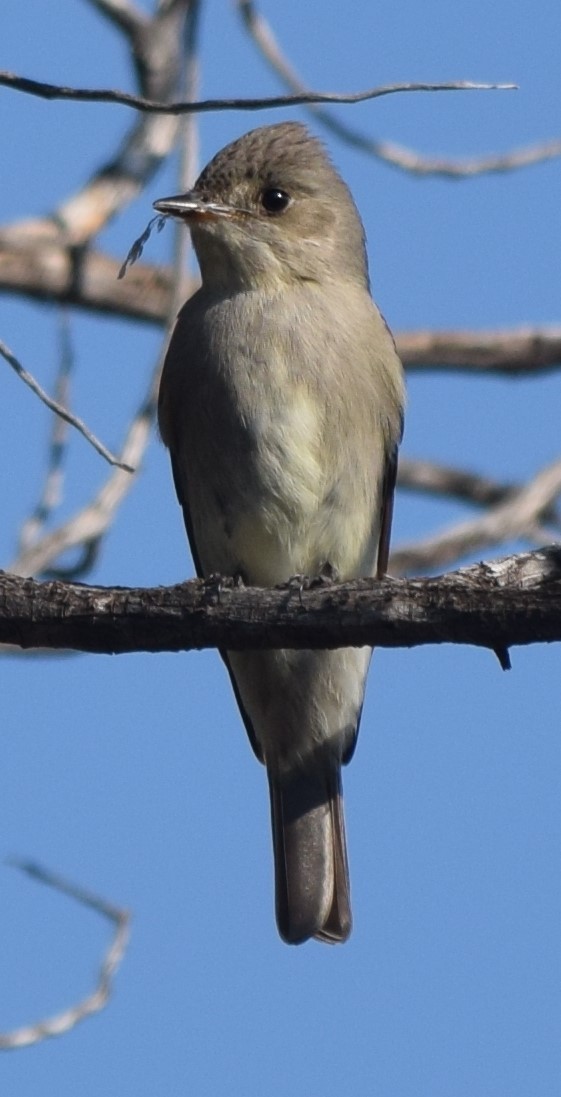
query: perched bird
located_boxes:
[155,122,405,944]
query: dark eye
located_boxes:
[260,188,292,214]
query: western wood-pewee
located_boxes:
[155,122,405,944]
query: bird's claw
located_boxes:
[204,572,244,604]
[286,563,339,605]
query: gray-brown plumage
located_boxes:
[156,122,404,944]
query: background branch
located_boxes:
[1,232,559,375]
[52,0,190,244]
[397,458,518,508]
[0,338,132,471]
[7,360,158,578]
[391,458,561,574]
[0,861,130,1051]
[237,0,559,178]
[398,327,561,376]
[86,0,148,38]
[17,314,74,556]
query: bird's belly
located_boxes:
[193,390,377,586]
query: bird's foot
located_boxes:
[203,572,245,604]
[285,563,340,605]
[317,561,340,585]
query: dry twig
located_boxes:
[53,0,189,245]
[86,0,148,37]
[0,69,515,115]
[17,314,74,555]
[7,364,157,577]
[0,338,132,472]
[0,860,130,1051]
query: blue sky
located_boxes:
[1,2,560,1094]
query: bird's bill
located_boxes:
[153,193,241,223]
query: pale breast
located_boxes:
[161,281,401,585]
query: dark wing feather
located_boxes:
[170,451,264,762]
[376,443,399,579]
[220,653,264,761]
[170,452,204,579]
[342,440,399,767]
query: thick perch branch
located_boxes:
[1,548,560,656]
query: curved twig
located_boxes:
[0,861,130,1051]
[0,70,515,115]
[0,339,133,472]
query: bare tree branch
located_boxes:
[398,327,561,376]
[85,0,148,37]
[392,136,561,178]
[52,0,190,245]
[17,313,74,556]
[0,861,130,1051]
[1,547,560,655]
[391,457,561,574]
[0,70,516,115]
[7,363,157,577]
[0,338,133,471]
[166,0,201,292]
[397,457,518,508]
[0,225,193,321]
[398,458,561,538]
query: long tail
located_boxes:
[268,762,351,945]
